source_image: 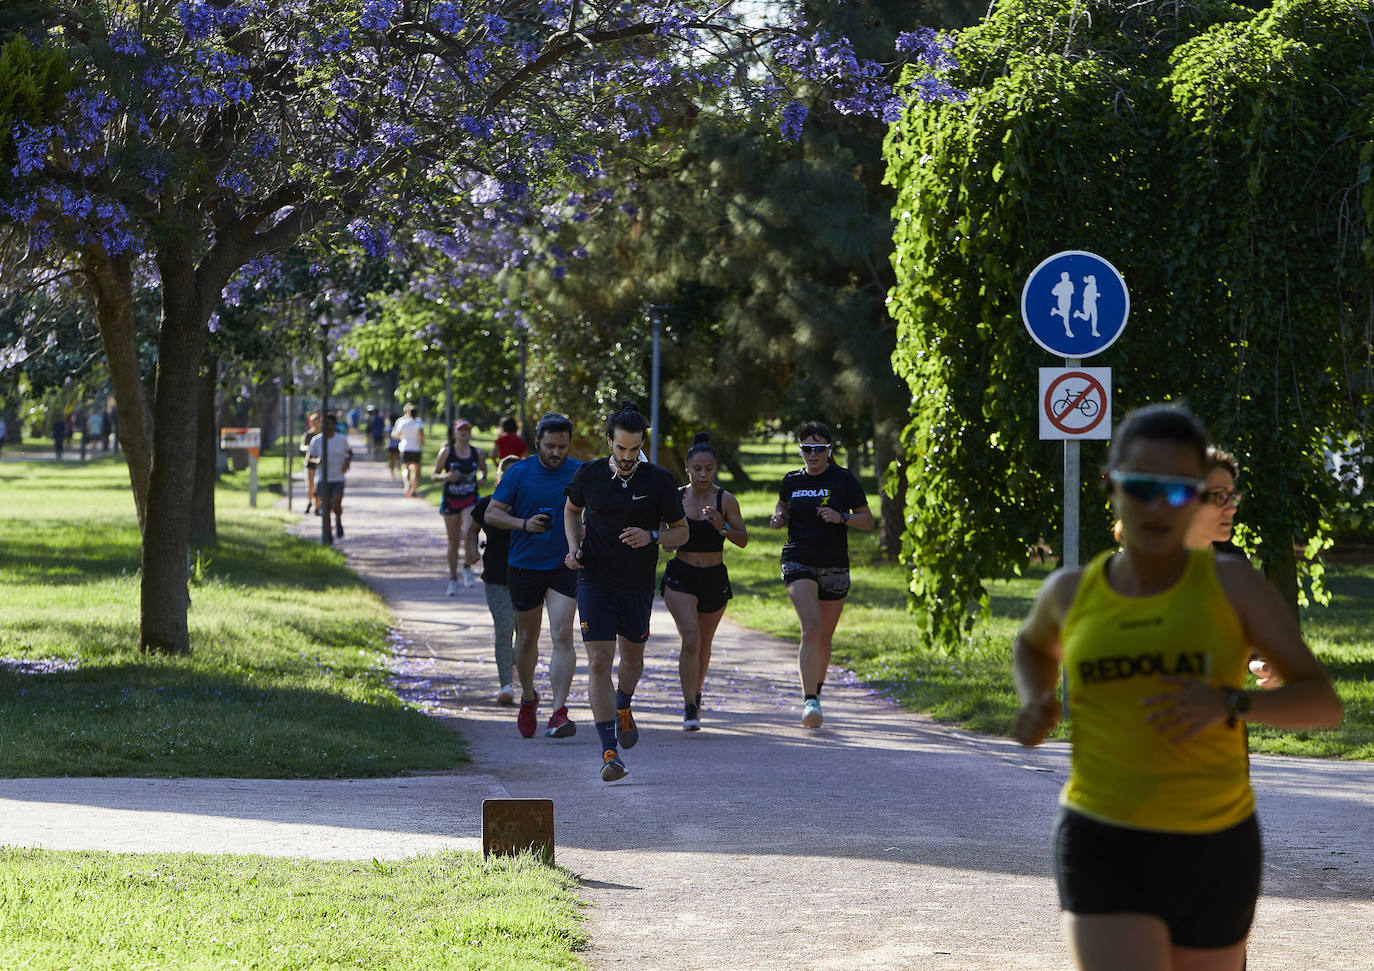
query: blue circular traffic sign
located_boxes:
[1020,251,1129,358]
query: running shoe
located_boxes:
[496,684,515,706]
[446,578,460,596]
[801,697,823,728]
[460,566,476,588]
[517,692,539,738]
[616,706,639,749]
[600,749,628,782]
[544,706,576,738]
[334,522,344,539]
[682,703,701,732]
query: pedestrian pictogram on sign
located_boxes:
[1039,368,1112,440]
[1021,251,1129,358]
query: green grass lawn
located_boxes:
[715,441,1374,761]
[0,848,585,970]
[0,454,463,778]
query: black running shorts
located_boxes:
[507,564,579,613]
[1053,808,1261,949]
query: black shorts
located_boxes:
[318,481,346,501]
[1053,808,1261,948]
[781,560,851,601]
[507,564,579,613]
[660,559,732,614]
[401,449,423,464]
[578,581,653,643]
[440,492,477,516]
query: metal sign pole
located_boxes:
[1062,356,1081,571]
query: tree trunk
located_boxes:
[872,425,905,559]
[83,249,153,530]
[721,447,754,490]
[189,350,218,549]
[1266,539,1303,630]
[139,251,213,655]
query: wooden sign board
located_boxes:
[482,798,554,864]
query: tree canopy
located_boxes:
[884,0,1374,650]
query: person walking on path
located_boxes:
[469,455,521,705]
[494,416,527,460]
[481,413,582,740]
[307,413,353,539]
[1011,403,1342,971]
[300,412,322,515]
[50,413,67,461]
[385,412,401,478]
[660,432,747,731]
[82,408,102,461]
[434,418,487,593]
[768,421,873,728]
[563,403,688,782]
[366,406,385,459]
[391,403,425,498]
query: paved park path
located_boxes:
[3,442,1372,969]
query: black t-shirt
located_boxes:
[566,458,686,591]
[471,496,511,586]
[779,463,868,568]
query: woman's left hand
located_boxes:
[702,507,724,530]
[1142,676,1229,742]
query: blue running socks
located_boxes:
[595,719,617,751]
[615,688,633,711]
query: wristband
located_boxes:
[521,518,528,531]
[842,512,851,523]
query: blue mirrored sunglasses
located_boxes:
[1108,471,1205,508]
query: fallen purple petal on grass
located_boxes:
[1,656,80,675]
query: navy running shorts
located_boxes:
[577,581,653,643]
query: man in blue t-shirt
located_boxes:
[485,413,583,741]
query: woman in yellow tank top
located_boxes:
[1011,404,1342,971]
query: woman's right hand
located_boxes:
[1011,689,1061,747]
[768,512,785,529]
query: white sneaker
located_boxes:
[461,566,476,588]
[497,684,515,706]
[446,578,460,596]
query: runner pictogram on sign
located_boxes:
[1039,368,1112,440]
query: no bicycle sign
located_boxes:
[1039,367,1112,440]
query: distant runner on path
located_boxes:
[306,413,353,540]
[1011,403,1342,971]
[769,421,873,729]
[482,413,582,741]
[563,403,687,782]
[660,432,748,731]
[434,418,487,593]
[469,455,521,706]
[391,403,425,498]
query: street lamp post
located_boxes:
[647,305,666,465]
[319,320,332,546]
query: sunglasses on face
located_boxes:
[1108,470,1206,508]
[1199,489,1244,508]
[799,444,831,456]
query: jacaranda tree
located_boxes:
[0,0,957,653]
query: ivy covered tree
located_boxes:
[0,0,955,654]
[885,0,1374,649]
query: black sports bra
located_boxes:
[678,486,725,554]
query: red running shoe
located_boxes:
[544,706,576,738]
[517,691,539,738]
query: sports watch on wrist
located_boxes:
[649,529,659,544]
[1224,689,1252,728]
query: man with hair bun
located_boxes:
[564,402,689,781]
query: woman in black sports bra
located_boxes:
[660,432,748,731]
[433,418,487,592]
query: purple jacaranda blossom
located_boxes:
[780,101,807,141]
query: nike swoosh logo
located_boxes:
[632,494,648,500]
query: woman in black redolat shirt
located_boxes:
[768,421,873,728]
[660,432,748,732]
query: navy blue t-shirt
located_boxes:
[491,455,582,570]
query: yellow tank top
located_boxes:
[1060,548,1253,833]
